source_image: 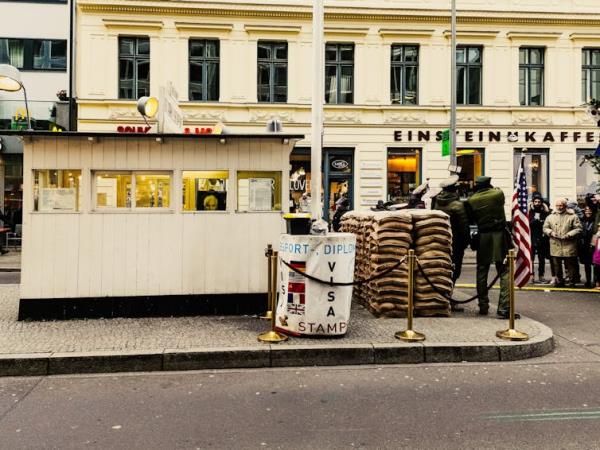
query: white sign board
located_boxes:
[275,233,356,336]
[158,82,184,134]
[39,188,77,211]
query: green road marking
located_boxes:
[486,409,600,422]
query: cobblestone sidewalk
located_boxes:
[0,285,547,355]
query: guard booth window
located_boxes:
[457,148,484,199]
[387,148,420,203]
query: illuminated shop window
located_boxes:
[457,148,485,199]
[94,171,171,209]
[237,171,282,212]
[513,148,549,200]
[33,169,82,212]
[182,170,228,211]
[576,149,598,205]
[387,148,420,203]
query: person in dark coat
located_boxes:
[331,197,350,232]
[528,192,551,283]
[433,175,470,311]
[466,176,512,318]
[579,205,596,288]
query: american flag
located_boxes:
[512,156,533,287]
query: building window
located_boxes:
[189,39,219,102]
[576,149,599,205]
[237,171,282,212]
[257,41,287,103]
[33,170,81,212]
[457,148,484,199]
[182,170,228,211]
[390,45,418,105]
[457,46,482,105]
[514,149,549,200]
[519,47,544,106]
[582,49,600,102]
[33,40,67,69]
[94,171,171,209]
[387,148,420,203]
[119,37,150,100]
[325,43,354,104]
[0,38,67,71]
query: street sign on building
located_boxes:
[158,82,184,134]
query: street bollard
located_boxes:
[260,244,274,320]
[395,249,426,342]
[496,249,529,341]
[258,251,289,343]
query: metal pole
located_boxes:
[22,84,32,131]
[68,0,76,131]
[258,251,288,343]
[395,250,425,342]
[310,0,324,221]
[450,0,457,167]
[260,244,273,320]
[496,249,529,341]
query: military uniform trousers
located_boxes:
[476,262,509,313]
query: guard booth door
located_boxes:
[323,148,354,222]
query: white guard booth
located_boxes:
[15,131,303,320]
[276,233,356,336]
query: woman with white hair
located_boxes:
[543,198,583,288]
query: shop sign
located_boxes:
[394,129,600,144]
[331,159,349,170]
[117,125,151,134]
[184,127,214,134]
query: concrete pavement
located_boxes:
[0,284,553,376]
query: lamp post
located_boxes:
[450,0,457,168]
[0,64,32,131]
[311,0,324,222]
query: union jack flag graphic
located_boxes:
[287,261,306,315]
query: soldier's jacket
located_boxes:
[466,187,510,265]
[433,190,470,250]
[543,210,582,257]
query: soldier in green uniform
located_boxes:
[433,174,470,312]
[466,176,515,319]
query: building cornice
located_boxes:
[102,18,164,30]
[378,28,435,39]
[443,30,500,39]
[175,22,234,32]
[77,2,600,26]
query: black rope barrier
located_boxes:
[415,257,504,304]
[281,256,407,287]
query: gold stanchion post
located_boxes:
[260,244,273,320]
[258,251,289,343]
[395,249,426,342]
[496,249,529,341]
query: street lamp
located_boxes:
[0,64,32,130]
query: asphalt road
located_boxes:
[1,270,600,449]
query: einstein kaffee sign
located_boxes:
[394,129,600,144]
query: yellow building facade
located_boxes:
[76,0,600,218]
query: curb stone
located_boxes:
[0,324,555,377]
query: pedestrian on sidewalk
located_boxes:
[466,176,512,319]
[432,174,470,312]
[592,224,600,289]
[543,198,582,288]
[579,205,596,288]
[528,192,551,283]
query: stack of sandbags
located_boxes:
[341,209,454,318]
[410,210,453,317]
[340,211,413,317]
